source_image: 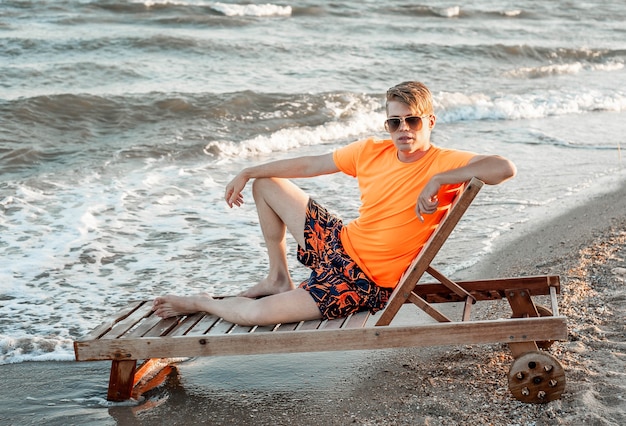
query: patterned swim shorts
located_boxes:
[297,198,393,320]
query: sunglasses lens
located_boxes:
[405,116,422,129]
[386,118,401,132]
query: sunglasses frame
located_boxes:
[384,115,431,133]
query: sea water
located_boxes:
[1,0,625,368]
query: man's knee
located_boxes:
[251,177,280,201]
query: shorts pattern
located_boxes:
[297,199,392,320]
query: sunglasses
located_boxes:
[384,115,430,133]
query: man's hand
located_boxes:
[225,173,248,208]
[416,179,440,222]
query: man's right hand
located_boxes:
[225,172,248,208]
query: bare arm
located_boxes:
[225,153,339,207]
[417,154,516,220]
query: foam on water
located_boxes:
[136,0,292,17]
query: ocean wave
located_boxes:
[436,89,626,123]
[0,334,74,365]
[504,61,624,79]
[131,0,291,17]
[4,88,623,133]
[382,4,461,18]
[431,6,460,18]
[211,2,291,17]
[2,87,625,172]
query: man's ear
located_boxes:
[428,115,436,130]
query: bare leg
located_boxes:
[153,288,321,326]
[239,177,309,298]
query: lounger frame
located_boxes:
[74,178,568,403]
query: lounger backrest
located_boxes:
[375,177,484,326]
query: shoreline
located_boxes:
[2,182,625,425]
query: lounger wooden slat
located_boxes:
[185,314,221,336]
[168,313,205,337]
[80,300,145,341]
[253,324,279,333]
[101,303,154,340]
[124,313,168,338]
[274,322,300,332]
[205,318,237,335]
[74,178,569,404]
[322,317,348,330]
[142,316,181,338]
[229,324,255,334]
[343,311,370,328]
[297,319,325,331]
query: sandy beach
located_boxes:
[2,180,625,426]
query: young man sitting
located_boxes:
[153,81,516,326]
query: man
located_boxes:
[153,81,516,325]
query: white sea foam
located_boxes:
[212,2,291,17]
[139,0,292,17]
[435,88,626,122]
[432,6,460,18]
[504,61,624,79]
[0,334,75,364]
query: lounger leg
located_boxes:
[107,359,137,401]
[505,289,540,357]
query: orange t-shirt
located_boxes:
[333,137,476,288]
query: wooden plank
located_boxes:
[107,360,137,402]
[413,275,560,303]
[550,285,560,317]
[100,303,154,340]
[124,313,166,338]
[168,313,205,337]
[426,266,475,302]
[227,324,255,334]
[141,317,181,337]
[185,314,221,336]
[407,292,451,323]
[462,297,472,322]
[343,311,370,328]
[506,288,540,318]
[77,301,145,341]
[204,318,236,335]
[251,325,278,333]
[297,319,324,331]
[74,316,567,361]
[274,322,300,332]
[322,317,347,330]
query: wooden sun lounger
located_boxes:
[74,178,568,404]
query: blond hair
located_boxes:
[386,81,434,115]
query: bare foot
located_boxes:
[152,293,212,319]
[238,277,296,298]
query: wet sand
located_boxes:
[2,180,625,425]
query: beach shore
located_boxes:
[2,181,625,426]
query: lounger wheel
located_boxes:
[535,305,556,349]
[507,351,565,404]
